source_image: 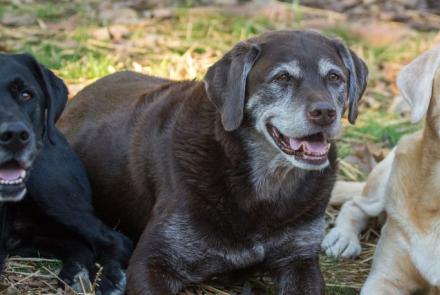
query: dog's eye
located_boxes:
[275,73,292,82]
[20,91,33,101]
[327,73,341,82]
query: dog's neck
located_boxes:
[244,131,306,193]
[420,97,440,163]
[420,119,440,167]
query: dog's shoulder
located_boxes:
[392,130,423,167]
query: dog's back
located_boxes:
[60,71,169,133]
[60,71,202,237]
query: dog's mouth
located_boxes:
[267,124,331,165]
[0,160,28,201]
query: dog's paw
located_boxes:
[321,226,361,259]
[59,263,93,293]
[95,266,126,295]
[69,268,93,293]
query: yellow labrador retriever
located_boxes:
[322,45,440,295]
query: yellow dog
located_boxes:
[322,45,440,295]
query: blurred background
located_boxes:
[1,0,440,294]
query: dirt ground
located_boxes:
[1,0,439,294]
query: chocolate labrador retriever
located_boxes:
[0,53,132,294]
[60,30,368,294]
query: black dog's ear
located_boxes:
[204,42,261,131]
[15,54,68,145]
[38,66,68,145]
[332,39,368,124]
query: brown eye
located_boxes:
[20,91,33,101]
[327,73,341,82]
[276,73,292,82]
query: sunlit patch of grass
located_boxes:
[344,111,420,147]
[322,26,362,45]
[5,2,68,22]
[34,4,68,21]
[18,42,119,82]
[337,110,420,160]
[58,51,118,82]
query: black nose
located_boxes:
[0,122,31,151]
[308,103,337,127]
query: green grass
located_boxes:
[0,1,436,294]
[346,111,419,145]
[327,286,358,295]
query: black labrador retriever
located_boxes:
[0,53,132,294]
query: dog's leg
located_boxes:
[274,256,324,295]
[360,220,421,295]
[0,203,10,271]
[127,258,185,295]
[126,233,186,295]
[26,139,133,295]
[322,148,395,258]
[8,227,96,293]
[55,239,95,293]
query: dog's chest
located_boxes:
[385,164,440,287]
[206,220,324,271]
[408,228,440,286]
[163,213,324,272]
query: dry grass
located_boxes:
[0,0,438,294]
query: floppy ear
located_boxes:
[38,66,68,145]
[204,41,261,131]
[397,45,440,123]
[15,54,68,145]
[332,39,369,124]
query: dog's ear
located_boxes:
[15,54,68,145]
[397,45,440,123]
[332,39,368,124]
[204,42,261,131]
[38,66,68,145]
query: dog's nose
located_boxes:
[308,103,337,127]
[0,122,31,151]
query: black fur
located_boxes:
[0,53,132,294]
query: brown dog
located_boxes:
[59,30,367,294]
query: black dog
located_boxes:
[0,53,132,294]
[61,30,368,294]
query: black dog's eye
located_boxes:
[275,73,292,83]
[327,73,341,82]
[20,90,33,101]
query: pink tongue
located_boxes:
[289,138,328,154]
[289,138,302,150]
[0,168,23,181]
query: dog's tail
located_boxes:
[329,181,365,205]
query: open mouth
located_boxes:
[267,124,331,165]
[0,160,28,201]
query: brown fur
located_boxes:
[59,30,368,295]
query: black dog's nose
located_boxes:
[0,122,31,151]
[308,103,337,127]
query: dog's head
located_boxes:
[204,30,368,170]
[0,53,68,201]
[397,44,440,133]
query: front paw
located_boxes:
[95,262,126,295]
[321,226,361,259]
[65,267,93,293]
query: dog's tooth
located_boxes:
[20,170,26,178]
